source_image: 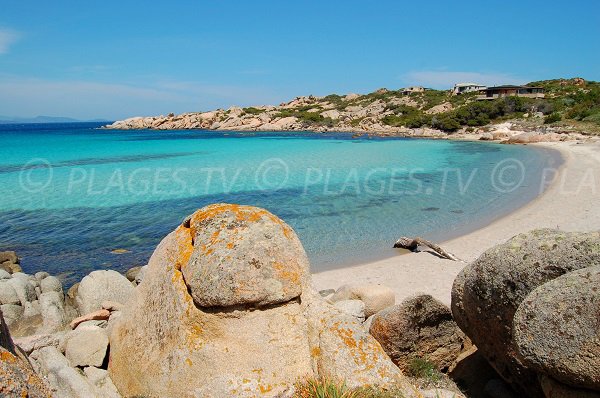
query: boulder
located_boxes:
[0,251,18,264]
[0,261,22,274]
[180,204,308,307]
[513,266,600,391]
[0,309,52,397]
[0,269,10,280]
[109,204,414,397]
[14,332,66,355]
[370,294,468,372]
[540,375,600,398]
[39,291,68,333]
[30,346,98,397]
[124,266,142,282]
[40,275,63,294]
[452,229,600,397]
[333,299,365,322]
[1,303,23,326]
[75,270,134,314]
[331,283,395,317]
[35,271,50,281]
[84,366,121,398]
[7,276,36,304]
[0,280,20,305]
[64,326,108,368]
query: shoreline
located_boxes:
[312,140,600,305]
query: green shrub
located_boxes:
[406,357,442,383]
[242,107,263,115]
[294,377,406,398]
[544,112,562,124]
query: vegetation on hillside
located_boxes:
[292,78,600,133]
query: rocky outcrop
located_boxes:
[452,229,600,397]
[109,204,415,397]
[0,308,52,397]
[370,294,469,373]
[513,265,600,391]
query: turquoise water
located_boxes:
[0,123,560,284]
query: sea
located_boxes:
[0,122,561,284]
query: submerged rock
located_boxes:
[109,204,413,397]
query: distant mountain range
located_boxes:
[0,115,111,124]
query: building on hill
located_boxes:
[400,86,425,95]
[451,83,487,95]
[476,85,545,100]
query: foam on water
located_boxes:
[0,123,561,284]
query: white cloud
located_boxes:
[401,70,528,89]
[0,28,20,54]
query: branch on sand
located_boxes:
[393,237,460,261]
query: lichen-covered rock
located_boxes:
[370,294,468,372]
[0,308,52,397]
[181,204,309,307]
[514,266,600,391]
[451,229,600,397]
[75,270,134,314]
[331,283,395,317]
[109,204,414,398]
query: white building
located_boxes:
[451,83,487,95]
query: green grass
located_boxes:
[405,358,443,384]
[294,377,406,398]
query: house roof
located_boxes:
[486,85,544,90]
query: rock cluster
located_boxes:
[452,229,600,397]
[0,250,22,273]
[108,204,416,398]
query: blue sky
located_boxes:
[0,1,599,120]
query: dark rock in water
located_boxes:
[514,265,600,391]
[450,209,464,214]
[451,229,600,398]
[421,207,440,211]
[370,294,468,372]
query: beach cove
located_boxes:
[314,140,600,305]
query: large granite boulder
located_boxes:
[370,294,468,372]
[451,229,600,397]
[75,270,134,314]
[109,204,414,398]
[0,308,52,397]
[540,375,600,398]
[514,265,600,391]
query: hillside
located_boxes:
[105,78,600,135]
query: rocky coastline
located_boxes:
[1,204,599,397]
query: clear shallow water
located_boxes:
[0,123,561,284]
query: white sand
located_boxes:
[313,140,600,306]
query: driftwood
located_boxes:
[393,236,460,261]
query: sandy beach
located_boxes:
[313,139,600,305]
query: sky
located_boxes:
[0,1,599,120]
